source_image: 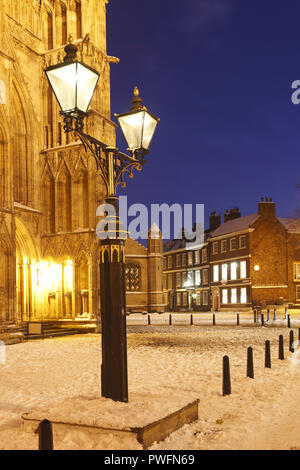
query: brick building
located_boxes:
[163,198,300,312]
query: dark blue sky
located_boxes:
[107,0,300,229]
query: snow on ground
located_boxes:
[0,320,300,450]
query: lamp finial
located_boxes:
[131,86,143,111]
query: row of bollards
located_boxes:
[223,329,299,396]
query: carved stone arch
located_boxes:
[11,79,34,205]
[76,249,90,316]
[56,160,71,232]
[72,157,89,230]
[0,124,8,207]
[0,238,10,321]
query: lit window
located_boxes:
[231,262,237,280]
[296,286,300,300]
[182,292,188,306]
[240,261,247,279]
[176,254,181,267]
[195,291,201,305]
[221,240,228,252]
[240,287,247,304]
[182,271,187,286]
[203,291,209,305]
[213,265,219,282]
[230,238,237,250]
[176,272,181,287]
[187,271,194,287]
[125,264,141,292]
[163,257,166,269]
[295,264,300,280]
[168,273,173,289]
[222,289,228,304]
[221,264,228,281]
[195,270,201,286]
[213,242,219,254]
[177,293,181,306]
[231,288,237,304]
[195,251,200,264]
[182,253,187,266]
[202,248,208,263]
[239,236,246,249]
[168,256,172,268]
[188,252,193,265]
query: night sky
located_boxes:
[107,0,300,233]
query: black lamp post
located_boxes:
[45,41,159,403]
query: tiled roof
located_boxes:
[279,218,300,233]
[209,214,260,238]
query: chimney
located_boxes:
[224,208,241,223]
[209,212,221,231]
[258,197,276,217]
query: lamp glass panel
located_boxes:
[118,111,144,151]
[142,111,158,150]
[76,63,99,113]
[46,62,77,112]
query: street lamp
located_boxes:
[45,41,159,403]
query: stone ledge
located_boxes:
[22,393,199,450]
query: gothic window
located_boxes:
[0,129,6,206]
[47,11,53,50]
[43,166,55,234]
[125,264,141,292]
[76,1,82,38]
[56,162,71,232]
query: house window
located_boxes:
[213,242,219,254]
[240,287,247,304]
[182,271,187,286]
[163,274,167,290]
[213,265,219,282]
[221,240,228,252]
[188,251,193,265]
[182,253,187,266]
[203,291,209,305]
[176,272,181,288]
[294,264,300,280]
[182,292,188,306]
[202,248,208,263]
[195,250,200,264]
[187,271,194,287]
[125,264,141,292]
[163,257,166,269]
[195,291,201,305]
[177,292,181,306]
[230,238,237,250]
[176,254,181,267]
[231,262,238,280]
[221,264,228,281]
[202,269,208,284]
[167,256,173,269]
[239,236,246,249]
[195,270,201,286]
[222,289,228,304]
[240,261,247,279]
[296,286,300,300]
[168,273,173,289]
[231,288,237,304]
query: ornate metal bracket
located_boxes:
[60,112,148,198]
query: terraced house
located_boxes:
[163,198,300,312]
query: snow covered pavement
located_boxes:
[0,326,299,449]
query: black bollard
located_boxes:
[38,419,53,450]
[247,347,254,379]
[279,335,284,360]
[289,330,294,353]
[190,314,193,326]
[288,315,291,329]
[267,309,270,322]
[274,309,277,321]
[169,314,172,326]
[222,355,231,396]
[148,314,151,326]
[254,310,257,323]
[261,314,264,327]
[213,314,216,326]
[298,328,300,346]
[237,314,240,326]
[265,340,271,368]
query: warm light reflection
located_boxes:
[63,259,73,291]
[37,261,61,292]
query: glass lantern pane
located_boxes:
[142,111,158,150]
[76,63,99,113]
[46,62,77,112]
[118,111,144,151]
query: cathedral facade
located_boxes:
[0,0,164,326]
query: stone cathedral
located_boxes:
[0,0,164,328]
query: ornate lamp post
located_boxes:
[45,41,159,403]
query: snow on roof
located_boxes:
[279,218,300,233]
[209,214,260,238]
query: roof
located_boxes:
[279,218,300,233]
[209,214,259,238]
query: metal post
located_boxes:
[261,313,264,327]
[190,314,193,326]
[99,200,128,403]
[223,355,231,396]
[213,313,216,326]
[254,310,257,323]
[38,419,53,450]
[279,335,284,360]
[237,313,240,326]
[289,330,294,353]
[265,340,271,368]
[247,347,254,378]
[288,314,291,329]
